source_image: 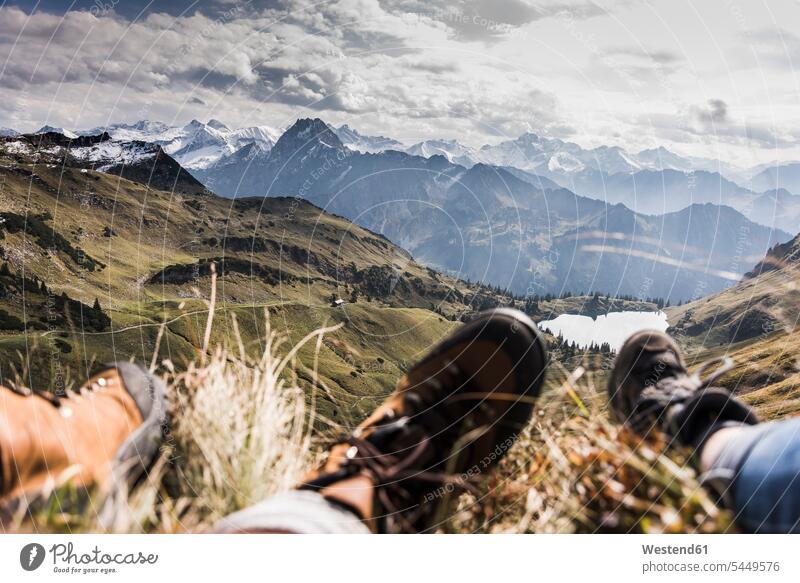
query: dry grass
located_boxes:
[12,315,736,535]
[445,367,734,534]
[15,312,341,533]
[165,315,339,524]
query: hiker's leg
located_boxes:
[216,308,547,534]
[214,476,373,534]
[700,418,800,533]
[607,329,799,533]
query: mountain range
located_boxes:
[76,119,282,171]
[3,118,796,302]
[12,118,800,192]
[48,117,800,231]
[334,124,404,153]
[4,130,208,196]
[750,162,800,194]
[188,118,791,302]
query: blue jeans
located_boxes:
[708,417,800,533]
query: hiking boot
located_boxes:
[301,308,548,533]
[608,330,758,447]
[0,363,168,517]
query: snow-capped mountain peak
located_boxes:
[207,119,230,131]
[405,138,479,167]
[35,125,78,139]
[127,120,172,134]
[69,140,159,172]
[226,125,282,149]
[583,144,642,174]
[634,146,694,172]
[74,119,281,170]
[272,118,343,156]
[184,119,207,131]
[334,124,404,153]
[547,151,584,173]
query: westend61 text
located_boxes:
[642,544,708,555]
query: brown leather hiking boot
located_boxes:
[301,308,548,533]
[608,330,758,447]
[0,363,168,516]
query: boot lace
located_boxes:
[313,361,483,532]
[630,356,734,432]
[344,425,480,533]
[6,375,108,408]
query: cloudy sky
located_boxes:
[1,0,800,165]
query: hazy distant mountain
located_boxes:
[394,133,760,211]
[477,134,749,183]
[0,127,18,137]
[405,139,480,167]
[498,166,562,191]
[333,124,403,153]
[478,133,567,172]
[635,147,695,172]
[634,146,747,181]
[750,163,800,194]
[299,124,799,227]
[539,164,800,233]
[558,169,754,213]
[478,133,642,175]
[745,188,800,234]
[192,118,791,302]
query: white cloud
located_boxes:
[0,0,799,166]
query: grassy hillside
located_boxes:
[665,236,800,340]
[679,329,800,419]
[667,233,800,418]
[0,144,535,421]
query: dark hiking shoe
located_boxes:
[302,308,548,533]
[608,330,758,447]
[0,363,168,525]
